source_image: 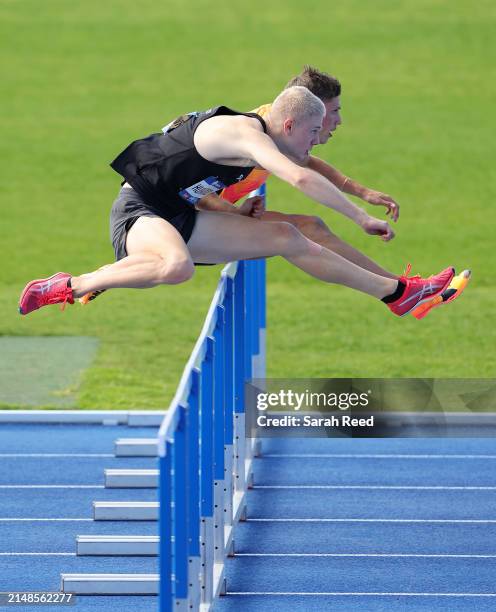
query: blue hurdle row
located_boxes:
[158,216,267,609]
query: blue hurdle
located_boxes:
[158,189,267,610]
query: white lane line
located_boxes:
[227,592,496,597]
[0,485,104,489]
[0,518,93,522]
[247,518,496,523]
[0,552,76,556]
[253,485,496,490]
[236,553,496,558]
[263,454,496,459]
[0,453,114,458]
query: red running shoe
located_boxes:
[19,272,74,316]
[387,264,455,317]
[411,269,471,320]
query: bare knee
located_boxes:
[156,257,195,285]
[271,222,314,256]
[291,215,333,241]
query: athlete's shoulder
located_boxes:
[250,103,272,118]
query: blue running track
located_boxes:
[0,423,158,612]
[3,423,496,611]
[215,435,496,612]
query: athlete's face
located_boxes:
[285,113,324,161]
[320,97,342,144]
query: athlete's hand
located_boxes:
[363,189,400,222]
[237,196,265,218]
[361,216,395,241]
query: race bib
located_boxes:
[179,176,227,205]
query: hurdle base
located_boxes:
[60,574,158,595]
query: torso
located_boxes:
[111,106,267,212]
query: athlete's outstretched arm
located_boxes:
[307,155,400,222]
[237,130,395,241]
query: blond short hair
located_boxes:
[269,86,325,126]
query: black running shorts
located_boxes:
[109,185,197,261]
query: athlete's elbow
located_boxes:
[293,169,312,191]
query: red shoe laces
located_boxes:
[59,297,70,312]
[39,281,73,311]
[401,263,421,281]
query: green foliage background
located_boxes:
[1,0,495,408]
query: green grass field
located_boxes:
[1,0,495,409]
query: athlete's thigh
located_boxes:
[187,210,307,264]
[261,210,312,226]
[126,215,192,262]
[259,210,292,223]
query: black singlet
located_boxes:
[110,106,267,216]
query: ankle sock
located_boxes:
[381,280,406,304]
